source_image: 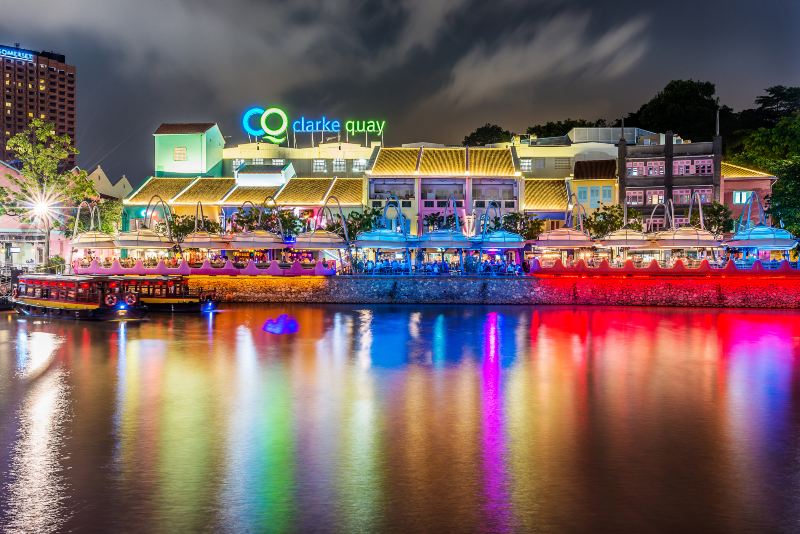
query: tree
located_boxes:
[463,123,512,146]
[584,205,625,239]
[159,215,222,244]
[754,85,800,125]
[526,118,606,138]
[343,207,383,237]
[690,202,733,237]
[501,212,543,240]
[766,158,800,238]
[626,80,725,142]
[733,115,800,171]
[0,119,94,266]
[422,212,444,231]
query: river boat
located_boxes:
[115,275,219,313]
[12,274,147,321]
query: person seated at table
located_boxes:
[366,259,374,272]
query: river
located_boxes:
[1,304,799,533]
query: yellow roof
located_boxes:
[223,186,282,205]
[275,178,333,205]
[326,178,364,206]
[126,177,195,204]
[371,148,419,175]
[721,161,773,178]
[171,178,236,204]
[469,148,515,176]
[419,148,466,175]
[523,179,568,211]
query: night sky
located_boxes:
[3,0,798,185]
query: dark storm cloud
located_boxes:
[2,0,798,184]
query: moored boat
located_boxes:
[115,275,219,313]
[12,275,147,321]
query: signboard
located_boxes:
[9,247,21,253]
[242,105,386,144]
[0,46,34,62]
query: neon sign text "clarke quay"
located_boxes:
[242,106,386,144]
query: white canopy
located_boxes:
[227,229,285,250]
[531,228,594,249]
[71,230,118,250]
[726,224,797,251]
[355,229,419,249]
[115,228,175,249]
[418,229,472,249]
[598,228,652,249]
[651,226,721,249]
[293,230,348,250]
[472,229,526,249]
[181,231,230,250]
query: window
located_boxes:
[173,146,187,161]
[577,186,588,203]
[533,158,545,169]
[519,158,532,172]
[733,190,753,205]
[272,158,285,166]
[602,186,613,203]
[646,160,665,176]
[554,157,571,170]
[695,187,713,204]
[313,159,327,173]
[352,158,368,172]
[694,159,713,175]
[332,158,346,173]
[253,158,264,165]
[673,188,691,205]
[646,189,664,205]
[673,159,691,175]
[625,190,644,205]
[232,158,245,170]
[626,161,645,176]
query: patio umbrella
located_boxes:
[71,230,118,250]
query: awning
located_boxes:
[531,228,594,249]
[725,224,796,251]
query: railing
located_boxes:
[73,258,337,277]
[530,258,800,276]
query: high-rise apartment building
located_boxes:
[1,44,76,167]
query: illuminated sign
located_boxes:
[0,46,34,62]
[241,106,289,144]
[242,105,386,143]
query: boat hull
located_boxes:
[12,298,147,321]
[141,297,220,313]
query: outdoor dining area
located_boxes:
[67,193,799,277]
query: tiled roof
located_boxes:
[419,148,466,175]
[523,179,568,211]
[154,123,216,135]
[469,148,515,176]
[275,178,333,205]
[326,178,364,206]
[126,178,195,204]
[223,186,282,205]
[172,178,236,203]
[371,148,420,175]
[721,162,774,178]
[573,159,617,180]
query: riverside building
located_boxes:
[123,117,762,235]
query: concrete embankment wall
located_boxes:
[187,275,800,308]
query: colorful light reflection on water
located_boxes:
[1,305,800,532]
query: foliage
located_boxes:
[60,198,123,237]
[584,205,625,239]
[625,80,727,142]
[344,207,383,236]
[156,215,222,243]
[462,123,512,146]
[423,212,444,230]
[766,158,800,238]
[500,212,543,240]
[689,202,733,237]
[0,119,94,261]
[754,85,800,125]
[732,115,800,171]
[526,118,607,138]
[230,206,302,236]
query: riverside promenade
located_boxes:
[185,259,800,308]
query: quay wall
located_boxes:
[187,275,800,308]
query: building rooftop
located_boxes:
[126,177,195,204]
[573,159,617,180]
[154,123,217,135]
[327,178,364,206]
[419,148,466,175]
[721,162,774,179]
[371,148,420,175]
[237,164,287,174]
[469,148,516,176]
[523,179,569,212]
[171,178,236,204]
[275,178,334,205]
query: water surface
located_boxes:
[1,304,799,533]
